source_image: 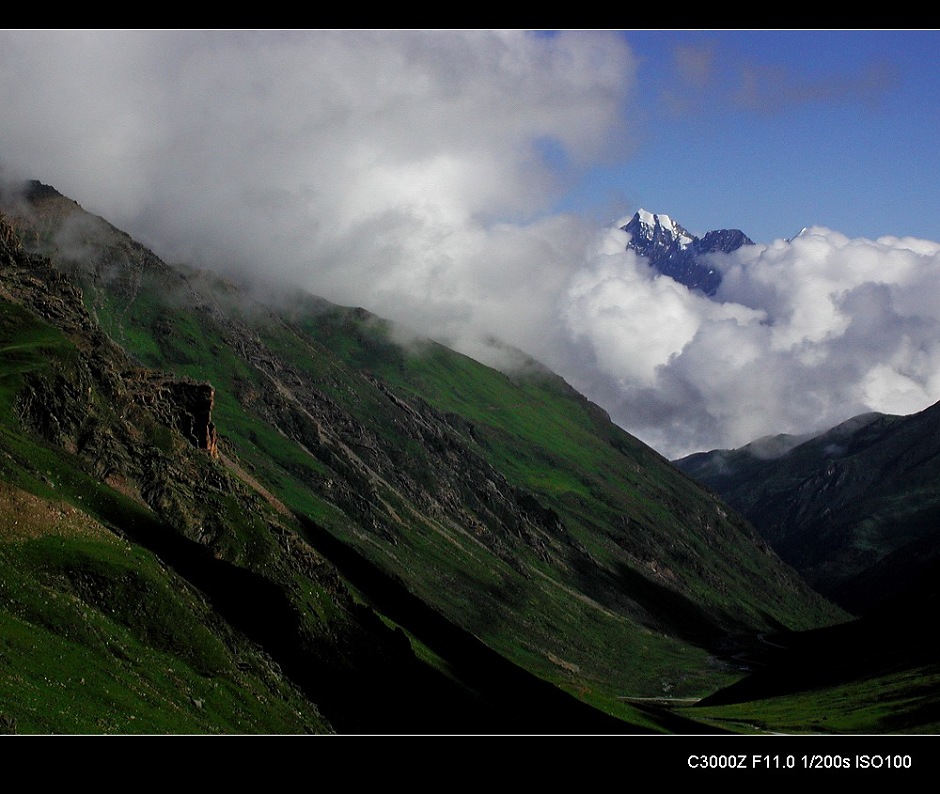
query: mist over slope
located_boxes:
[2,31,939,459]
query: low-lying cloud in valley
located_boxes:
[1,29,938,458]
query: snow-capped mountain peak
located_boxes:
[631,208,695,249]
[620,210,754,296]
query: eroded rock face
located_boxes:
[126,371,219,457]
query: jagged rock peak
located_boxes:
[22,179,66,201]
[620,209,754,296]
[625,209,696,249]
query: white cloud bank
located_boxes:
[565,226,940,456]
[1,30,939,458]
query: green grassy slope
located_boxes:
[0,219,583,735]
[0,183,846,729]
[0,299,329,733]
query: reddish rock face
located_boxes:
[127,371,219,458]
[167,379,219,457]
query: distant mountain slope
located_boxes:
[621,209,753,295]
[0,181,844,731]
[675,405,940,614]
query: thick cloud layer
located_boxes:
[565,225,940,456]
[1,30,939,459]
[0,30,630,273]
[0,29,627,371]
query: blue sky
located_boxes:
[559,30,940,244]
[2,30,940,456]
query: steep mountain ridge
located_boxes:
[0,181,844,732]
[5,211,580,733]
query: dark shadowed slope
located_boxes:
[676,403,940,615]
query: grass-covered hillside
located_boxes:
[0,181,847,733]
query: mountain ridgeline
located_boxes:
[0,182,847,733]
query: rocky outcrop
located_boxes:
[0,213,23,257]
[126,371,219,458]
